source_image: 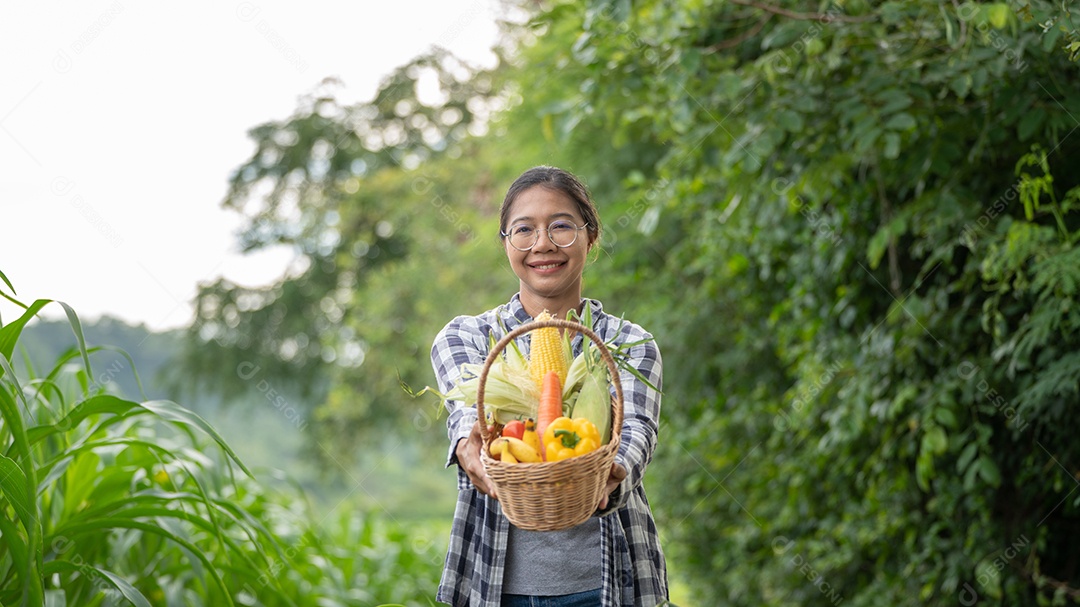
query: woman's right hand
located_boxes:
[456,421,497,500]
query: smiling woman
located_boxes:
[430,166,669,607]
[500,185,595,321]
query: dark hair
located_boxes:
[499,166,601,245]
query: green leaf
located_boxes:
[1067,41,1080,61]
[0,298,51,371]
[976,455,1002,487]
[140,400,253,478]
[777,110,804,133]
[55,517,234,606]
[884,112,917,130]
[986,3,1010,29]
[975,554,1004,598]
[62,451,101,521]
[0,268,15,295]
[916,449,934,491]
[0,454,34,529]
[933,405,958,428]
[950,73,972,99]
[0,514,28,580]
[868,215,908,268]
[27,394,142,446]
[1017,110,1045,141]
[855,126,883,155]
[0,379,34,474]
[43,560,153,607]
[57,301,94,385]
[97,568,153,607]
[883,132,902,159]
[877,88,913,114]
[957,441,979,473]
[922,425,948,455]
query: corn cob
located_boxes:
[530,310,569,391]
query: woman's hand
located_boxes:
[598,463,627,510]
[456,421,497,500]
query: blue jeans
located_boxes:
[501,588,602,607]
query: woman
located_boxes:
[430,166,668,606]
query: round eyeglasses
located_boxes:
[500,220,589,252]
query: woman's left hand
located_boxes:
[598,463,627,510]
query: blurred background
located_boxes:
[3,0,1080,605]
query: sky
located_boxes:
[0,1,502,331]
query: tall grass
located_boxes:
[0,270,442,606]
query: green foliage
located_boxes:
[542,0,1080,604]
[0,278,443,606]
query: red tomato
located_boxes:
[501,420,525,440]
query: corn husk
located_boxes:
[568,342,611,444]
[451,333,540,425]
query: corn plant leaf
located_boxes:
[42,560,152,607]
[0,451,42,606]
[0,298,50,369]
[36,454,73,498]
[59,503,263,576]
[27,394,142,446]
[208,495,292,563]
[0,514,28,581]
[0,383,33,469]
[0,268,15,295]
[54,516,233,606]
[0,454,33,529]
[56,301,94,385]
[140,400,253,478]
[62,451,101,521]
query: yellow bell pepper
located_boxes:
[542,417,601,462]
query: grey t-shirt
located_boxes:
[501,517,603,595]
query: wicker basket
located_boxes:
[476,318,624,531]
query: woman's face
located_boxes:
[502,185,593,306]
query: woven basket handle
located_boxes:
[477,318,625,444]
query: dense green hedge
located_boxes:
[541,1,1080,604]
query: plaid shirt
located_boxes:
[431,294,668,607]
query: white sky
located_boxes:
[1,1,502,331]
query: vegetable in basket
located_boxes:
[542,417,601,462]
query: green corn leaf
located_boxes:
[0,514,28,580]
[0,354,34,422]
[209,495,292,563]
[0,268,16,295]
[0,361,43,606]
[140,400,253,478]
[60,503,263,574]
[0,268,25,315]
[0,298,51,369]
[0,452,42,605]
[36,453,73,498]
[57,301,94,386]
[27,394,142,446]
[42,560,152,607]
[1,369,33,463]
[61,451,100,521]
[0,454,33,530]
[53,517,234,606]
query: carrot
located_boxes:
[536,370,563,461]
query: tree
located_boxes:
[548,0,1080,604]
[178,51,513,464]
